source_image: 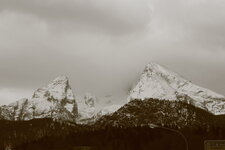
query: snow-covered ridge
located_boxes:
[128,62,225,115]
[1,62,225,123]
[32,75,75,101]
[0,76,121,123]
[0,76,78,121]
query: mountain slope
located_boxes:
[0,77,121,123]
[0,76,78,122]
[128,62,225,115]
[96,98,214,128]
[75,93,97,124]
[75,94,122,124]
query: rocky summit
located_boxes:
[0,76,78,122]
[128,62,225,115]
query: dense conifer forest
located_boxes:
[1,99,225,150]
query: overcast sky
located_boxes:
[0,0,225,105]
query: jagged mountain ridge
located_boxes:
[128,62,225,115]
[0,76,78,121]
[0,76,121,123]
[1,62,225,123]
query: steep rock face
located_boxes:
[76,93,97,124]
[0,76,78,122]
[128,62,225,115]
[32,76,75,101]
[0,79,121,124]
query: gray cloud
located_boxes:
[149,0,225,50]
[0,0,225,105]
[0,0,151,34]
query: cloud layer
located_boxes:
[0,0,151,34]
[0,0,225,105]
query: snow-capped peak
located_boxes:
[128,62,225,115]
[0,76,78,121]
[32,75,75,101]
[0,76,120,124]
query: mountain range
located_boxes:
[0,62,225,124]
[0,76,121,123]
